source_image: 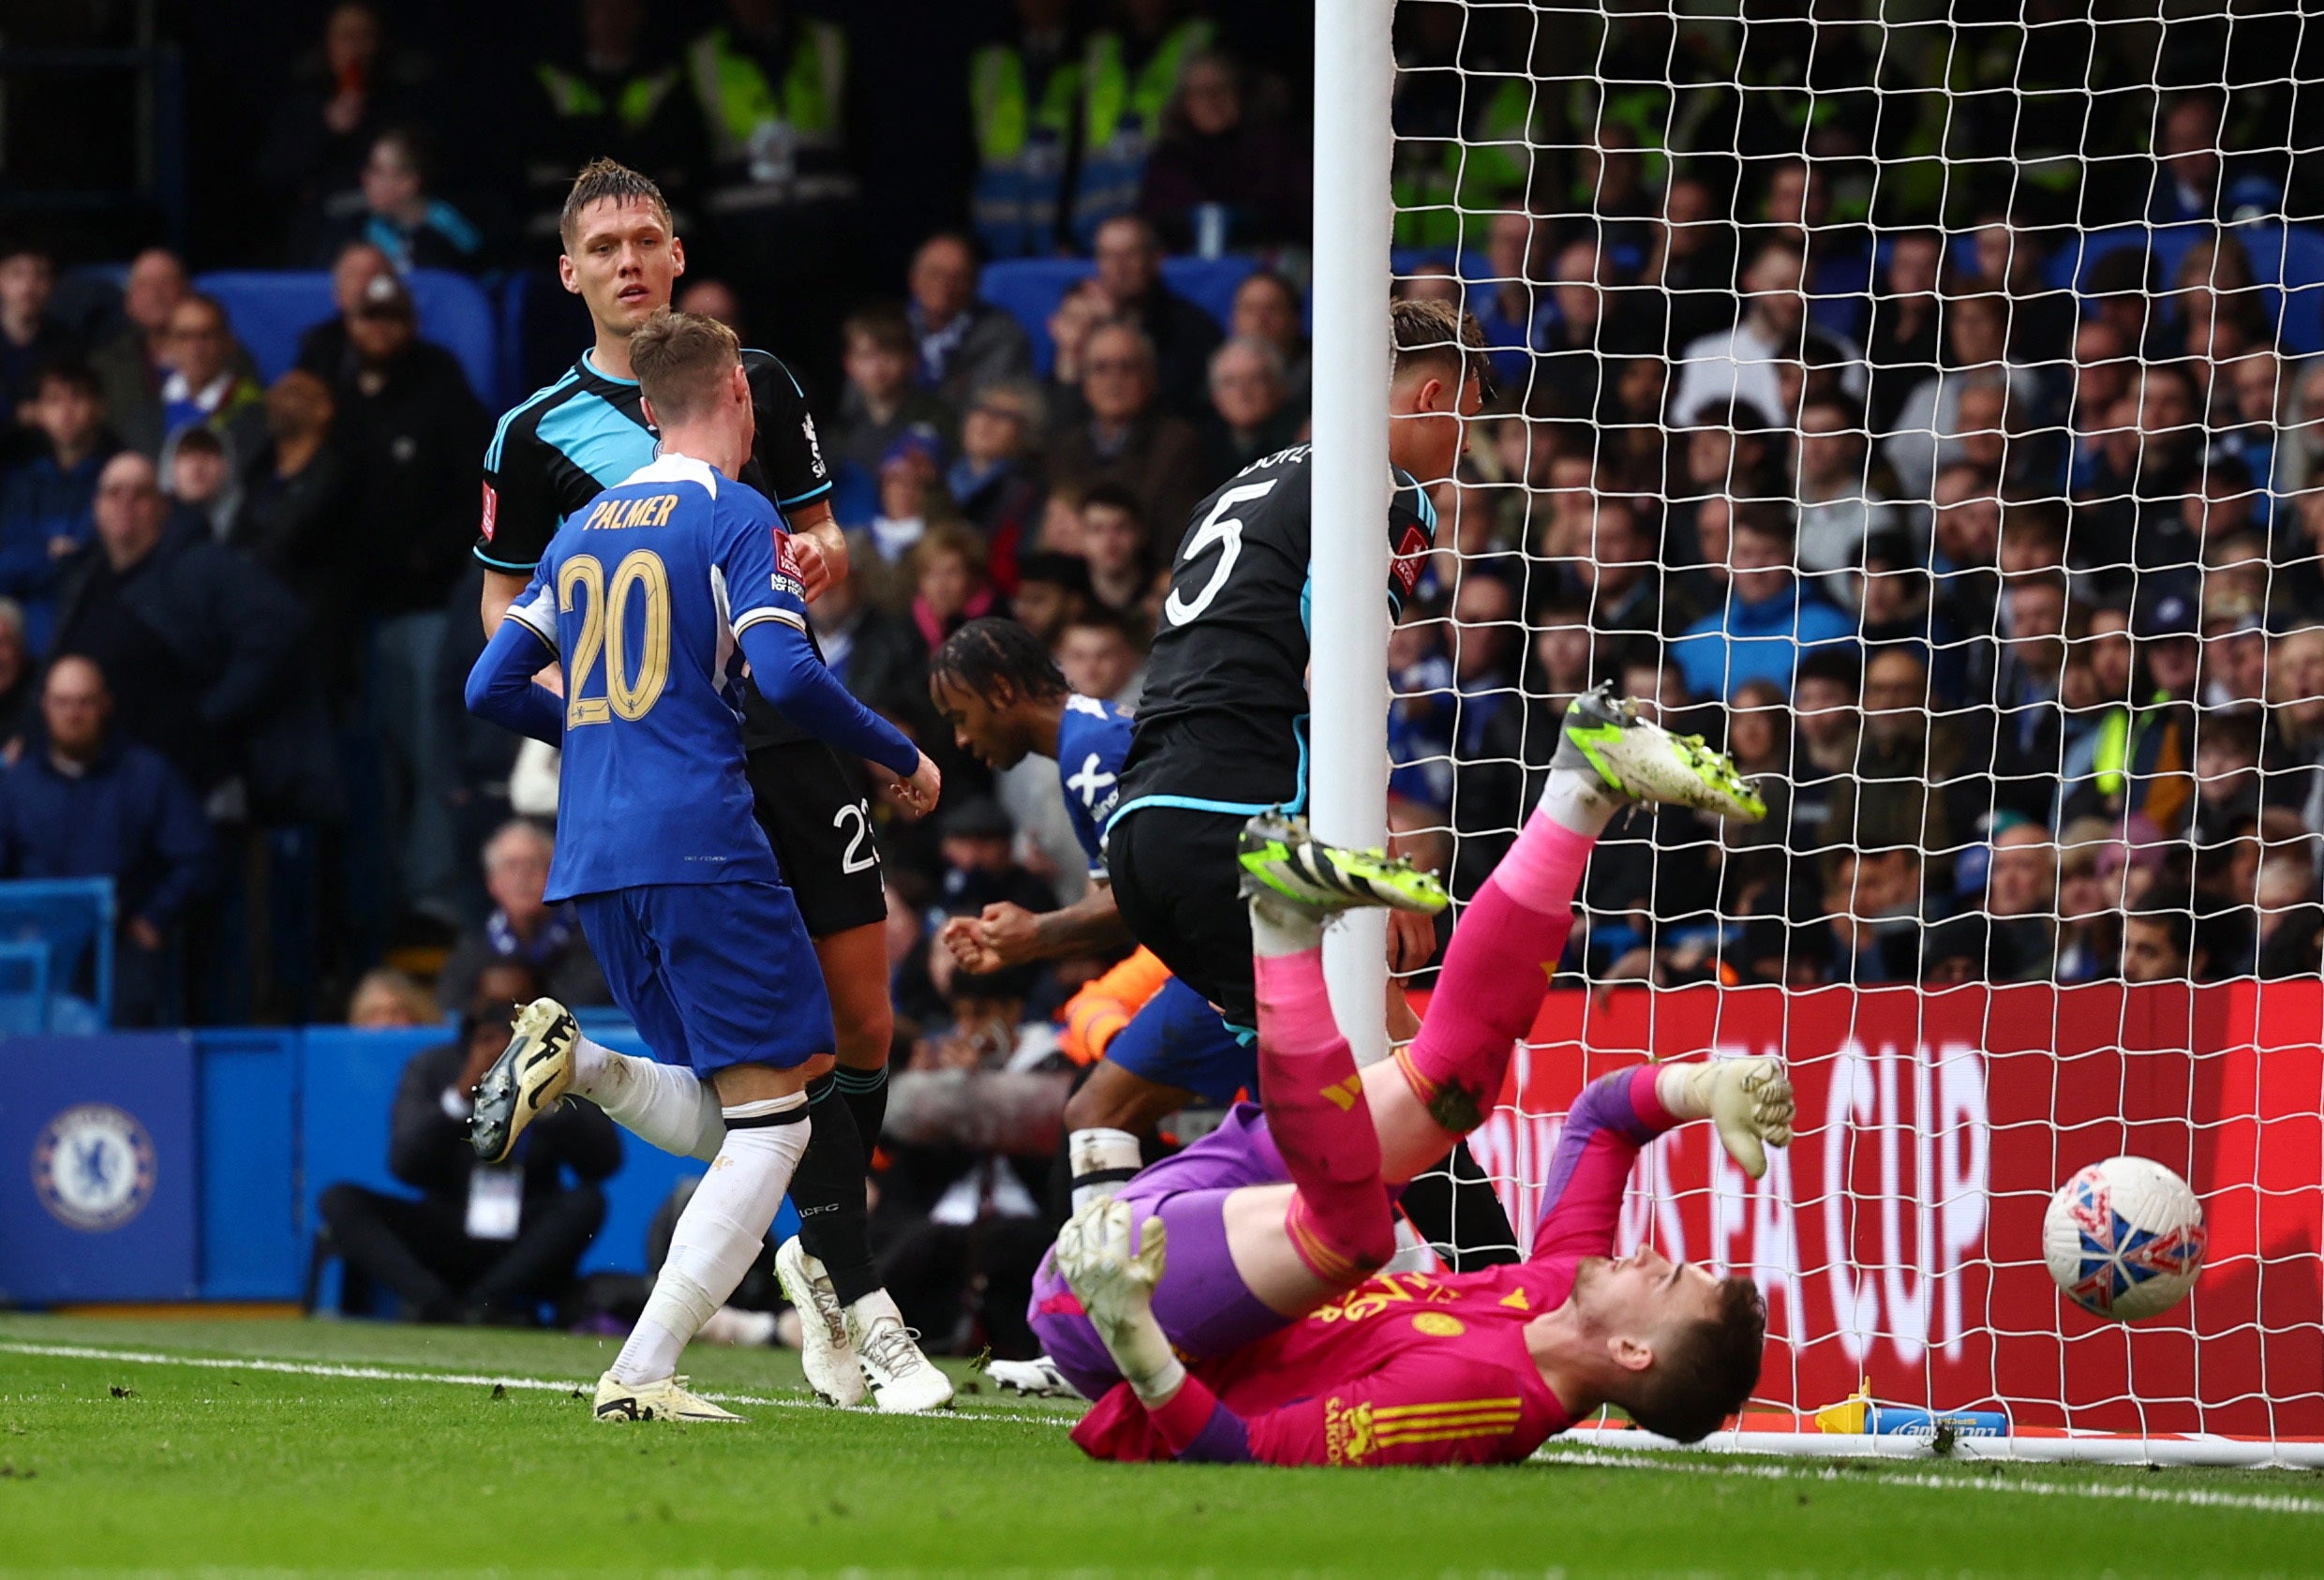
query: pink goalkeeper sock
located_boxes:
[1492,809,1597,917]
[1254,947,1339,1061]
[1398,819,1597,1131]
[1254,949,1396,1283]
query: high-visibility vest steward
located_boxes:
[1071,18,1213,245]
[688,20,854,213]
[971,41,1082,259]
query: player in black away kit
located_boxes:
[475,160,946,1409]
[1105,298,1521,1267]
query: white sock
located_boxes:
[1248,892,1325,957]
[610,1096,809,1386]
[1068,1126,1143,1215]
[847,1287,906,1328]
[574,1039,725,1161]
[1538,766,1624,837]
[571,1033,614,1092]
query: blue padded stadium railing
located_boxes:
[194,269,501,408]
[981,255,1259,376]
[2046,222,2212,301]
[0,877,113,1031]
[0,940,51,1035]
[2042,220,2324,355]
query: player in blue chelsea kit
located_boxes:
[925,619,1251,1215]
[464,310,950,1422]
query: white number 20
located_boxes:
[1164,479,1279,628]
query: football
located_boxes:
[2044,1157,2209,1321]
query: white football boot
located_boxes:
[773,1236,869,1407]
[591,1370,743,1423]
[469,997,578,1164]
[984,1354,1083,1399]
[846,1289,955,1413]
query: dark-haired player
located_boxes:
[1100,298,1515,1260]
[926,618,1252,1212]
[1041,692,1785,1464]
[473,160,930,1409]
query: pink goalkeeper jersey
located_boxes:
[1070,1066,1673,1467]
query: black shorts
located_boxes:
[1104,804,1255,1032]
[745,738,888,938]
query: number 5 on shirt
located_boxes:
[559,548,672,726]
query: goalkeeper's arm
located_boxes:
[1531,1060,1794,1261]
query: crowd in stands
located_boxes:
[6,1,2324,1334]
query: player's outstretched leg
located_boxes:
[470,998,725,1164]
[1239,812,1447,1285]
[1393,686,1762,1143]
[596,1081,813,1423]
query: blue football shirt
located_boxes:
[1056,693,1135,881]
[503,454,812,901]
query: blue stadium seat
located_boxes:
[0,877,112,1029]
[2043,223,2212,300]
[980,254,1260,376]
[193,269,501,407]
[2234,223,2324,356]
[500,267,598,401]
[1389,246,1489,284]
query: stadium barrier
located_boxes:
[0,1026,717,1305]
[1458,980,2324,1441]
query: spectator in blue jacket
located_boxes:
[0,362,116,651]
[1671,506,1857,700]
[0,655,213,1024]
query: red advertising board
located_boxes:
[1452,981,2324,1437]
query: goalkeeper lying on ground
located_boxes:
[1035,687,1795,1466]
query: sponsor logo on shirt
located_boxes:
[801,411,826,477]
[1391,523,1429,597]
[772,529,807,597]
[1323,1397,1378,1466]
[480,481,499,541]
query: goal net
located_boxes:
[1378,0,2324,1460]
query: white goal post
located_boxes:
[1311,0,1399,1066]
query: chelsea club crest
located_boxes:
[32,1103,156,1231]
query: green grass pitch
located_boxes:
[2,1312,2319,1576]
